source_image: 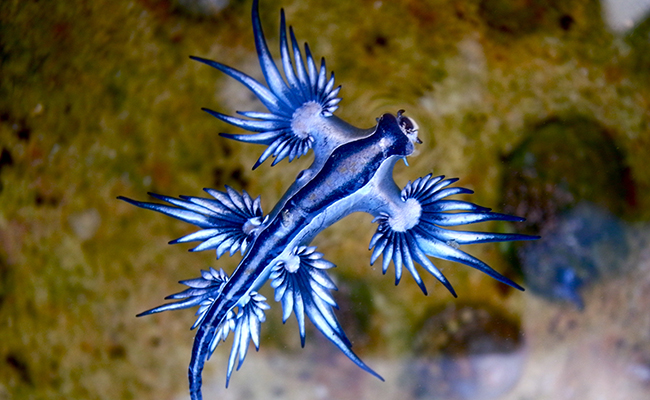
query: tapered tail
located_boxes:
[188,304,223,400]
[189,326,208,400]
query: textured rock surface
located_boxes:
[1,0,649,399]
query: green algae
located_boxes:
[1,0,649,398]
[502,115,634,233]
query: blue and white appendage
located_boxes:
[369,174,530,296]
[118,186,264,258]
[191,1,359,171]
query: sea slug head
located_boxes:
[376,110,422,159]
[397,109,422,146]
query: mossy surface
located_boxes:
[1,0,649,398]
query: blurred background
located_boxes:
[2,0,650,399]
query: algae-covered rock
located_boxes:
[405,303,524,400]
[502,116,634,308]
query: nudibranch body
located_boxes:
[119,1,537,399]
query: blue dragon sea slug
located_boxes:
[119,1,537,398]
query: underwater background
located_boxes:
[2,0,650,399]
